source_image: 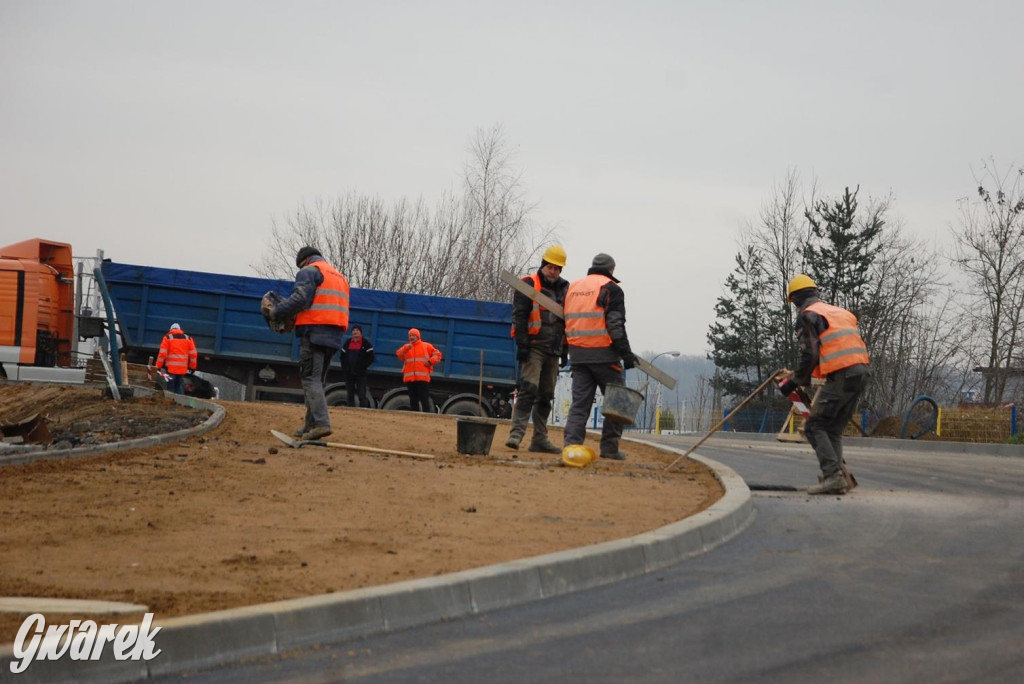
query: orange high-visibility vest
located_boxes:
[564,274,613,349]
[294,260,350,329]
[397,340,442,383]
[510,273,543,337]
[805,301,870,377]
[156,330,198,375]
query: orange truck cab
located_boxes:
[0,239,75,368]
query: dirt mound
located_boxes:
[0,382,211,448]
[0,382,723,643]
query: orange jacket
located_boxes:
[294,260,350,329]
[396,340,442,383]
[564,273,613,349]
[156,330,198,375]
[510,273,543,337]
[805,301,870,377]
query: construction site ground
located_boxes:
[0,382,723,644]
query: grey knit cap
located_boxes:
[591,253,616,272]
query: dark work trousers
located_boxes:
[562,362,625,455]
[508,346,560,444]
[165,373,185,395]
[804,364,870,478]
[346,373,371,407]
[406,381,432,413]
[299,337,336,432]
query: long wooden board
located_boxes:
[633,357,677,390]
[499,270,564,317]
[270,429,436,460]
[499,270,676,390]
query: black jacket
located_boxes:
[511,268,569,355]
[341,335,375,375]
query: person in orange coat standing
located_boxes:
[396,328,442,412]
[155,323,198,395]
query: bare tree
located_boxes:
[741,167,813,367]
[255,125,555,300]
[859,225,962,413]
[951,159,1024,402]
[461,124,550,300]
[689,373,715,433]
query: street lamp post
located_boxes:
[644,350,680,432]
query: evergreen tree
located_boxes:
[803,186,883,314]
[707,245,785,399]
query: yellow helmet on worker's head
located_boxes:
[561,444,596,468]
[786,274,817,302]
[542,245,567,268]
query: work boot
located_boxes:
[528,438,561,454]
[293,426,309,438]
[505,434,522,450]
[302,425,332,441]
[807,472,848,495]
[600,451,627,461]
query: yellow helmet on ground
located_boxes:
[787,274,817,301]
[542,245,567,268]
[561,444,596,468]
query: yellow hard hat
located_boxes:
[561,444,596,468]
[787,274,817,301]
[542,245,567,268]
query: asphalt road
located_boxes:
[173,435,1024,683]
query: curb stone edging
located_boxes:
[0,389,224,467]
[0,438,752,682]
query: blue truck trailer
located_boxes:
[100,261,517,417]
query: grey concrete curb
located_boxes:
[0,440,753,683]
[0,389,224,467]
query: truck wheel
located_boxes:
[444,399,488,417]
[325,390,349,407]
[380,393,411,412]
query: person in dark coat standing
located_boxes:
[505,245,569,453]
[341,326,375,407]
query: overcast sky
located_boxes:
[2,1,1022,356]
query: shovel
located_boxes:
[664,370,785,471]
[270,430,436,460]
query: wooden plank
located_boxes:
[634,357,676,390]
[499,270,563,317]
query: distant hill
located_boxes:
[624,353,718,432]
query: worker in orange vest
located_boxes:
[155,323,198,395]
[779,274,871,495]
[396,328,442,412]
[267,246,350,441]
[505,245,569,453]
[562,253,637,461]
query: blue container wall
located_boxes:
[101,262,516,385]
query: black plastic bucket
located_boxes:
[456,417,497,455]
